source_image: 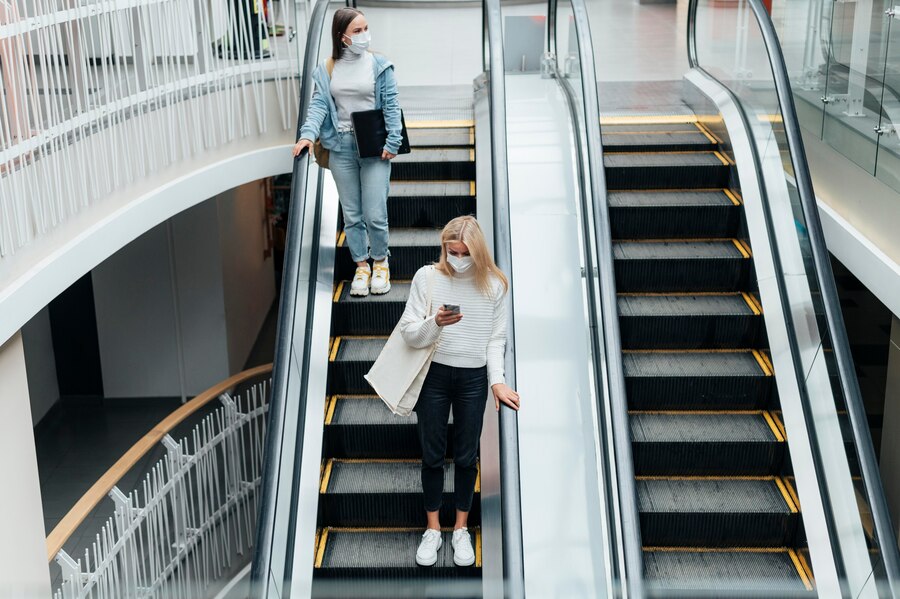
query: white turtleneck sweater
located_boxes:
[330,50,375,132]
[399,265,508,387]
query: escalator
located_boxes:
[315,123,483,586]
[600,118,812,593]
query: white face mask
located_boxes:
[447,254,474,273]
[344,30,371,54]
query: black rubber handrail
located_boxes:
[546,1,644,597]
[250,0,330,595]
[482,0,526,595]
[687,0,900,594]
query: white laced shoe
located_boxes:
[451,527,475,567]
[415,528,442,566]
[370,259,391,295]
[350,264,371,297]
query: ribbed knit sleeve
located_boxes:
[399,267,441,349]
[485,282,508,387]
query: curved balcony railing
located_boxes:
[49,364,272,599]
[0,0,301,261]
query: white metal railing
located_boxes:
[52,377,270,599]
[0,0,302,260]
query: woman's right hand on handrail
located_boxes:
[292,138,314,157]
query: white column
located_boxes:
[0,332,52,597]
[880,315,900,537]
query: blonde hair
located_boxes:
[435,216,509,298]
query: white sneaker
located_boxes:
[370,259,391,295]
[415,528,442,566]
[451,527,475,567]
[350,264,371,297]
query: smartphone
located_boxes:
[442,304,461,314]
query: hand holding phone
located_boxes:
[436,304,463,327]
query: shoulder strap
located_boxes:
[425,265,436,317]
[326,57,334,78]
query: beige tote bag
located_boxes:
[364,266,439,416]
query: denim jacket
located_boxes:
[298,53,402,154]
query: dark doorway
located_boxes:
[48,273,104,398]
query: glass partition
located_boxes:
[770,0,900,192]
[689,0,900,596]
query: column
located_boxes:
[0,332,52,596]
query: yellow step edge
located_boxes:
[332,281,345,302]
[604,150,728,156]
[695,121,720,145]
[623,348,761,354]
[741,292,762,316]
[731,239,752,259]
[788,548,815,590]
[337,231,346,247]
[636,475,783,482]
[325,395,338,425]
[772,411,788,440]
[329,337,341,362]
[475,528,483,568]
[783,477,802,512]
[723,188,743,205]
[320,459,334,494]
[602,129,715,136]
[762,411,785,442]
[774,476,799,513]
[314,529,328,568]
[600,115,710,125]
[608,187,731,193]
[618,291,743,297]
[322,526,481,533]
[629,409,766,416]
[337,334,389,340]
[794,549,815,590]
[752,349,774,376]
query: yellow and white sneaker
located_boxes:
[350,264,371,297]
[370,259,391,295]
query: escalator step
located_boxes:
[406,126,473,148]
[324,396,454,459]
[631,412,784,475]
[388,181,474,197]
[623,350,774,409]
[643,549,813,594]
[388,195,476,228]
[391,155,474,181]
[315,529,481,579]
[614,240,751,292]
[336,228,442,281]
[320,460,479,527]
[601,131,714,152]
[331,282,409,336]
[618,293,762,349]
[329,337,386,395]
[602,123,703,133]
[604,152,730,190]
[609,190,742,239]
[637,477,798,546]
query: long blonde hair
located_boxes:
[435,216,509,298]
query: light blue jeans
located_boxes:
[329,131,391,263]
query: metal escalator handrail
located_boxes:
[481,0,526,595]
[250,0,331,594]
[546,1,645,597]
[687,0,900,592]
[547,0,644,597]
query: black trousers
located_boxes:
[414,362,487,513]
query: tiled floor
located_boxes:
[38,300,279,585]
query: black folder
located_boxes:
[351,109,411,158]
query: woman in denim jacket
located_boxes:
[292,8,402,297]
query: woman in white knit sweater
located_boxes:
[398,216,520,568]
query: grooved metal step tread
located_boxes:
[330,396,452,426]
[613,240,747,260]
[609,190,735,207]
[630,413,779,443]
[602,123,703,133]
[637,478,793,514]
[387,181,474,197]
[604,152,726,168]
[391,149,472,163]
[406,127,473,147]
[643,549,811,591]
[623,351,767,377]
[324,460,466,494]
[337,282,411,303]
[316,529,481,570]
[334,337,387,362]
[601,132,713,148]
[618,294,755,316]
